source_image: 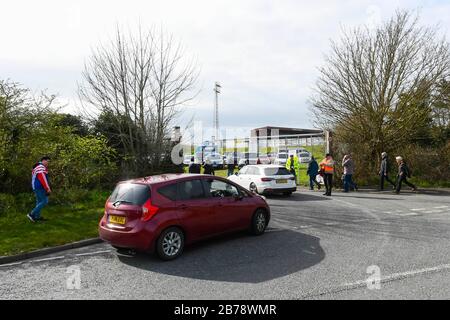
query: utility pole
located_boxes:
[213,82,221,144]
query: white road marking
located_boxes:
[434,206,449,209]
[300,225,313,229]
[325,222,340,226]
[398,212,419,217]
[342,263,450,288]
[32,256,66,263]
[0,262,23,268]
[75,250,113,257]
[352,219,372,223]
[411,208,427,211]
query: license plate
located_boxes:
[109,215,126,225]
[276,179,288,184]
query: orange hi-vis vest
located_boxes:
[320,158,335,174]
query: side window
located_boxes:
[247,167,259,175]
[204,179,240,198]
[157,183,178,201]
[239,166,248,175]
[178,180,206,201]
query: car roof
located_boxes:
[246,164,286,169]
[122,174,203,185]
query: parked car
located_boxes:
[183,155,194,166]
[228,165,297,196]
[297,151,312,163]
[99,174,270,260]
[258,155,272,165]
[205,153,224,169]
[273,152,289,166]
[238,152,258,168]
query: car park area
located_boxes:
[2,188,450,299]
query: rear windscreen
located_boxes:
[264,167,292,176]
[109,183,150,205]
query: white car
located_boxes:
[205,153,224,169]
[228,165,297,196]
[183,155,194,166]
[298,152,312,163]
[274,152,289,165]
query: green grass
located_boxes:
[0,190,109,256]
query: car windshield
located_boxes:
[278,154,288,159]
[109,183,150,206]
[264,167,292,176]
[299,153,310,157]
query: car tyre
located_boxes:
[283,192,292,196]
[250,209,268,236]
[156,227,185,261]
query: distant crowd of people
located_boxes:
[304,152,417,197]
[187,152,417,197]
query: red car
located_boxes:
[99,174,270,260]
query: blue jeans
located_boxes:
[31,189,48,219]
[343,174,356,192]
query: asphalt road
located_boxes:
[1,189,450,300]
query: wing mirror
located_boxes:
[234,194,244,201]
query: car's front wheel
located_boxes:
[251,209,268,235]
[156,227,185,261]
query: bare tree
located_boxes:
[311,11,450,167]
[78,25,198,175]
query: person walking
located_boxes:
[203,159,215,175]
[307,156,321,191]
[286,154,300,185]
[227,153,237,177]
[395,156,417,194]
[28,156,51,223]
[188,157,201,174]
[342,154,358,192]
[379,152,396,191]
[320,154,335,196]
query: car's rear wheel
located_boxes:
[283,192,293,196]
[251,209,268,235]
[156,227,185,261]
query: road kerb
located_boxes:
[0,238,103,265]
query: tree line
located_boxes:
[311,11,450,185]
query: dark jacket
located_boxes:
[203,164,215,175]
[307,159,319,176]
[380,157,390,176]
[188,163,201,174]
[398,162,411,178]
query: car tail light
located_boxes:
[261,178,274,182]
[141,200,159,221]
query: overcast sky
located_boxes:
[1,0,449,132]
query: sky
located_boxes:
[1,0,450,134]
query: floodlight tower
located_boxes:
[213,82,221,144]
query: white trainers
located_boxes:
[27,214,36,223]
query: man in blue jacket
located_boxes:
[28,156,51,222]
[307,156,321,191]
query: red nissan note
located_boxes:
[99,174,270,260]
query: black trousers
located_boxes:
[396,176,416,193]
[380,175,396,190]
[324,173,333,195]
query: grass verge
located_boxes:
[0,190,109,256]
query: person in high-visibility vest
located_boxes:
[286,154,300,185]
[319,153,335,196]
